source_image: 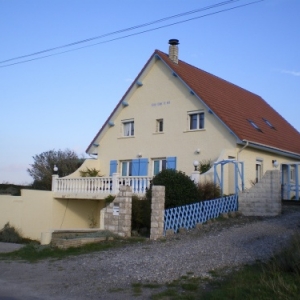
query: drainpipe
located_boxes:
[237,140,249,161]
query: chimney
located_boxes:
[168,39,179,64]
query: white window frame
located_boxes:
[121,161,132,176]
[122,119,134,137]
[188,111,205,130]
[153,158,166,175]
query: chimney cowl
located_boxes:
[169,39,179,46]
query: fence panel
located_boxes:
[164,195,238,233]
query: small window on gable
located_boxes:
[262,118,276,130]
[247,119,262,132]
[123,120,134,136]
[156,119,164,132]
[189,111,204,130]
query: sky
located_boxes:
[1,0,299,185]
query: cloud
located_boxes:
[281,70,300,77]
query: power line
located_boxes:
[0,0,240,65]
[0,0,264,68]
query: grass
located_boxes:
[0,237,146,262]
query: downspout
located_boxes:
[237,140,249,161]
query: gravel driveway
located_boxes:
[1,205,300,300]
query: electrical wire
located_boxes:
[0,0,264,68]
[0,0,241,64]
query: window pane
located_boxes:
[122,162,128,176]
[159,120,163,132]
[131,121,134,136]
[154,161,160,175]
[190,114,197,129]
[199,113,204,129]
[162,159,166,170]
[124,123,130,136]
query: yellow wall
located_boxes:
[0,189,106,242]
[0,189,53,241]
[95,59,237,176]
[52,198,105,229]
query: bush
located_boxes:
[131,195,151,236]
[0,222,23,243]
[197,181,221,201]
[146,169,199,209]
[198,159,212,174]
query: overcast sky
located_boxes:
[1,0,299,184]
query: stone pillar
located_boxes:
[104,186,132,237]
[150,186,165,240]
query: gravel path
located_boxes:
[1,205,300,300]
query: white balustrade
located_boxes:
[53,174,152,197]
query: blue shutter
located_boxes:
[166,157,177,170]
[109,160,118,176]
[131,159,139,176]
[132,158,148,176]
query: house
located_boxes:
[2,40,300,243]
[53,39,300,197]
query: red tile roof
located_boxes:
[87,49,300,158]
[155,50,300,157]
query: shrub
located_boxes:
[146,169,199,209]
[198,159,213,174]
[79,167,102,177]
[104,195,115,205]
[131,195,151,236]
[0,222,23,243]
[197,181,221,200]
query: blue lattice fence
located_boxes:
[164,195,238,234]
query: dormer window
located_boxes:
[263,118,276,130]
[247,119,262,132]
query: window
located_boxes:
[121,161,132,176]
[189,112,204,130]
[153,159,166,175]
[262,118,276,130]
[123,120,134,136]
[156,119,164,132]
[248,119,262,132]
[256,159,263,183]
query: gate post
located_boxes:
[150,186,165,240]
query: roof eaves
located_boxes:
[240,140,300,160]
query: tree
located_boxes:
[27,149,84,190]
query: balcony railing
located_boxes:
[52,173,152,198]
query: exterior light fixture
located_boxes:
[193,160,199,171]
[272,160,279,168]
[195,148,200,154]
[53,165,58,174]
[137,153,142,158]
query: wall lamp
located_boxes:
[195,148,200,154]
[193,160,199,171]
[53,165,58,174]
[137,153,142,158]
[272,160,279,168]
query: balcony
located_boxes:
[52,173,152,199]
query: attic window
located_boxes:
[248,120,262,132]
[263,118,276,130]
